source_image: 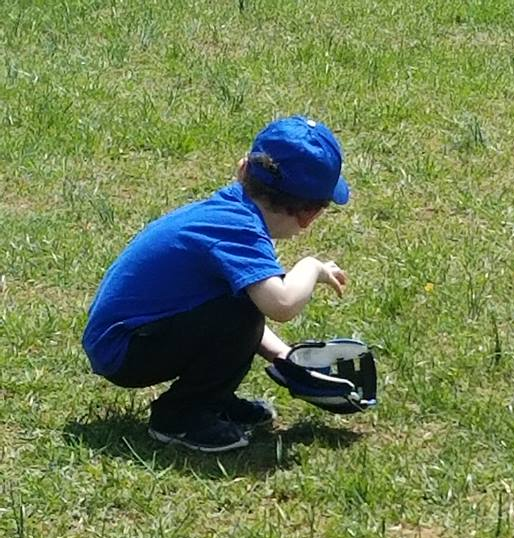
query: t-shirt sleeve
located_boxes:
[210,231,285,294]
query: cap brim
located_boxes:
[332,176,350,205]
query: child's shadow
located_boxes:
[63,411,364,478]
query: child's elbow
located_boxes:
[263,300,299,322]
[247,279,300,322]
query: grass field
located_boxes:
[1,0,513,536]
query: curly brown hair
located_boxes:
[240,153,330,216]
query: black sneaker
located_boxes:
[221,395,277,428]
[148,413,248,453]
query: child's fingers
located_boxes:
[319,261,348,296]
[328,276,343,296]
[335,270,348,287]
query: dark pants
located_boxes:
[107,294,265,430]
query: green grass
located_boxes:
[1,0,513,536]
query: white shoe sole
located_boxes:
[148,427,249,453]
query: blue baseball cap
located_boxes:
[248,115,350,205]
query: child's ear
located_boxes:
[237,156,248,180]
[297,208,324,228]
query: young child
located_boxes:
[82,115,350,452]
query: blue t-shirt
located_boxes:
[82,182,284,376]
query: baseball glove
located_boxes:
[265,338,377,414]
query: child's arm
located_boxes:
[247,256,347,322]
[258,325,292,362]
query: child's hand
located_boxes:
[318,261,348,296]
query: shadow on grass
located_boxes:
[63,411,363,478]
